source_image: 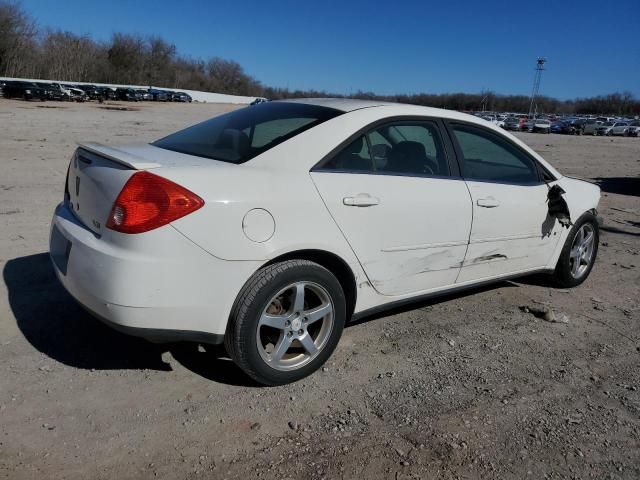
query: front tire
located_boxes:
[552,212,599,288]
[225,260,346,386]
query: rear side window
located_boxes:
[451,124,540,184]
[153,102,342,164]
[372,122,449,176]
[324,136,373,172]
[319,120,450,177]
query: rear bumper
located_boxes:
[49,202,260,344]
[85,306,224,344]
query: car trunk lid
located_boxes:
[67,143,211,235]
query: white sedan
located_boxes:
[50,99,601,385]
[609,122,630,136]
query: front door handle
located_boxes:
[343,194,380,207]
[477,197,500,208]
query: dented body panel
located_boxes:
[456,181,562,283]
[310,172,472,296]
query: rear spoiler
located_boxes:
[78,142,162,170]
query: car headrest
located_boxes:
[218,129,250,156]
[386,141,427,173]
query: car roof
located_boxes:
[248,98,563,180]
[275,97,397,112]
[273,97,500,125]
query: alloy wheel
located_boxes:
[256,281,334,371]
[569,223,595,278]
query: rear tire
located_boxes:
[552,212,599,288]
[225,260,346,386]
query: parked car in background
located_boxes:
[627,121,640,137]
[96,87,116,100]
[2,81,47,100]
[49,99,601,385]
[148,88,170,101]
[32,82,61,100]
[171,91,192,102]
[250,97,269,105]
[568,118,587,135]
[502,117,521,131]
[550,121,572,135]
[136,89,153,101]
[582,120,601,135]
[62,84,88,102]
[610,122,630,136]
[596,122,616,136]
[531,119,551,133]
[481,114,499,125]
[48,83,86,102]
[115,88,142,101]
[47,83,72,101]
[78,85,102,100]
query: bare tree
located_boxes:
[107,33,146,84]
[0,0,638,114]
[40,30,101,82]
[0,0,38,77]
[206,57,261,95]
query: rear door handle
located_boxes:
[343,194,380,207]
[477,197,500,208]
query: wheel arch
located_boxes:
[260,249,357,320]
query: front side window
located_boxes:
[154,102,342,164]
[451,124,540,184]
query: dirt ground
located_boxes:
[1,99,639,480]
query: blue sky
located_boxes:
[21,0,640,98]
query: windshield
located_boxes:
[153,102,343,164]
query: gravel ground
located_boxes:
[1,99,639,480]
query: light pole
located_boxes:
[528,58,546,118]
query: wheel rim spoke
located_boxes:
[270,334,292,362]
[292,283,305,313]
[304,302,332,325]
[570,247,580,262]
[259,313,287,330]
[298,333,318,355]
[571,257,581,275]
[574,228,583,245]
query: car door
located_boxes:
[446,122,562,284]
[310,119,472,296]
[613,122,628,135]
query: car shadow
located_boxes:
[594,177,640,197]
[2,253,257,387]
[601,225,640,237]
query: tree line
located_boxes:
[1,1,638,115]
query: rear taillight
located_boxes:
[106,171,204,234]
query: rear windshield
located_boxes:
[153,102,343,164]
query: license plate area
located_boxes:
[50,225,72,275]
